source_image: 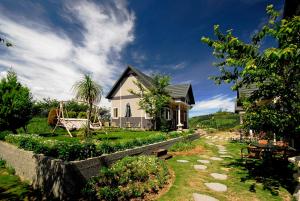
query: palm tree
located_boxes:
[73,74,102,135]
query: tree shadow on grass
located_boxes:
[226,158,298,196]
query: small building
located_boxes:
[106,66,195,130]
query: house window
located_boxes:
[166,108,171,120]
[113,108,118,118]
[125,103,132,117]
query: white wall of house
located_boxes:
[110,74,146,120]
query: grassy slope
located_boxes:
[159,137,294,201]
[189,112,240,130]
[0,160,30,200]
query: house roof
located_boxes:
[106,66,195,105]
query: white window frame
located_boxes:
[113,107,118,119]
[166,108,171,120]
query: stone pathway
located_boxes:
[220,155,233,158]
[177,159,189,163]
[193,193,219,201]
[210,157,223,161]
[205,183,227,192]
[197,159,210,164]
[194,165,207,170]
[192,136,231,201]
[210,173,228,180]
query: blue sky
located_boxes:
[0,0,284,116]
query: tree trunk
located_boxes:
[87,102,93,136]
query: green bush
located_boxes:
[67,111,77,118]
[4,131,189,161]
[83,156,169,200]
[0,71,33,133]
[78,112,87,118]
[4,134,98,161]
[96,133,167,154]
[169,140,196,152]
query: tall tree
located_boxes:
[0,70,33,133]
[73,74,102,135]
[201,5,300,138]
[129,74,171,130]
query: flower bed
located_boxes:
[83,155,170,201]
[4,131,185,161]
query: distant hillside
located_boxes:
[189,111,240,130]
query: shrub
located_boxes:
[4,134,98,161]
[47,108,58,127]
[67,111,77,118]
[0,71,33,133]
[84,156,169,200]
[169,140,196,152]
[77,111,87,118]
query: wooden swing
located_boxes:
[52,101,102,137]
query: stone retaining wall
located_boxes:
[0,133,199,199]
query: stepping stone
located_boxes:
[221,167,231,172]
[220,155,233,158]
[210,157,223,161]
[210,173,228,180]
[193,193,219,201]
[177,160,189,163]
[194,165,207,170]
[216,145,225,149]
[218,151,228,154]
[197,159,210,164]
[205,183,227,192]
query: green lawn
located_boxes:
[159,136,296,201]
[0,117,165,143]
[0,159,30,200]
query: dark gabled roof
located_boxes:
[237,83,258,99]
[106,66,153,99]
[106,66,195,105]
[166,84,195,104]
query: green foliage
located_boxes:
[169,140,196,152]
[73,74,103,135]
[84,156,169,200]
[67,111,77,118]
[77,111,87,118]
[32,98,59,117]
[189,111,239,130]
[202,5,300,137]
[4,131,186,161]
[0,159,31,200]
[159,119,172,132]
[4,134,98,161]
[0,71,33,133]
[47,108,58,127]
[129,74,171,130]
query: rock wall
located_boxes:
[0,133,199,199]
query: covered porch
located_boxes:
[169,100,191,130]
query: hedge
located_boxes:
[83,155,169,200]
[4,132,187,161]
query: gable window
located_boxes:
[113,108,118,118]
[125,103,132,117]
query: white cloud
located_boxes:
[190,94,235,117]
[172,62,186,70]
[0,0,135,107]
